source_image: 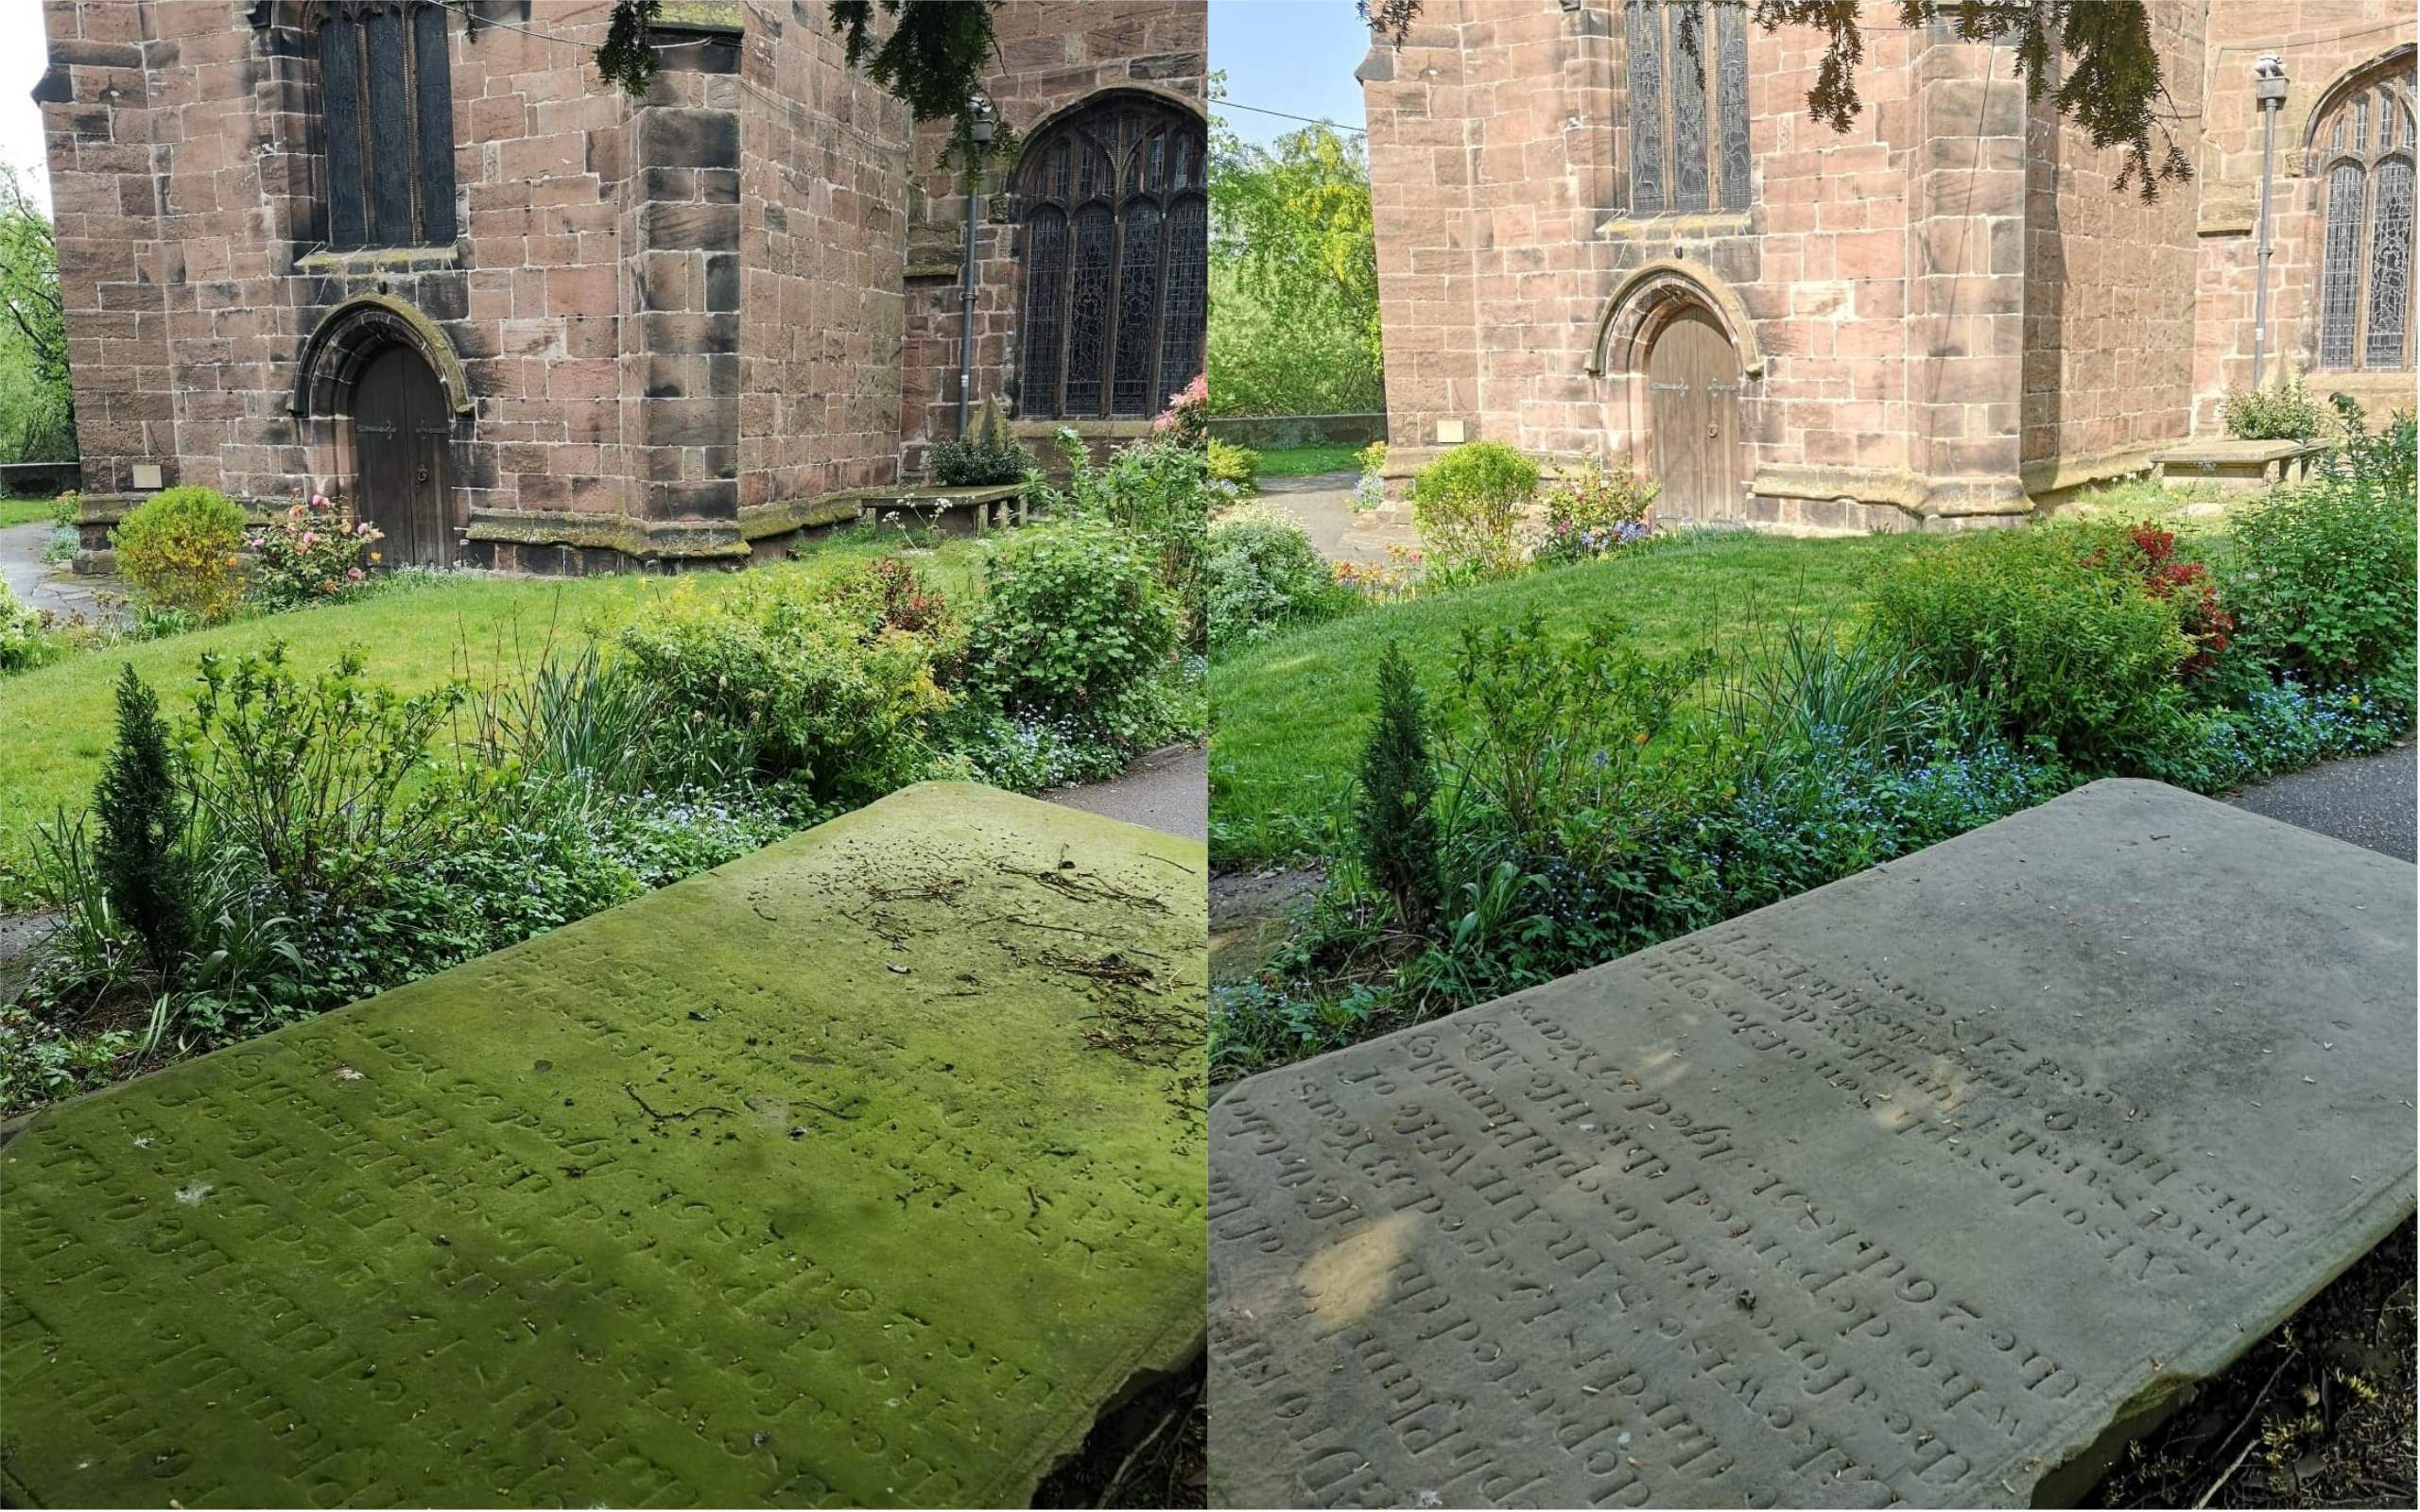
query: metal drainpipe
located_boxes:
[957,109,995,440]
[2252,56,2289,390]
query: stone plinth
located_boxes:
[1,782,1207,1508]
[1208,780,2415,1508]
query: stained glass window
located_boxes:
[1625,1,1666,214]
[1014,95,1207,419]
[317,3,456,249]
[1624,2,1751,215]
[2366,157,2412,368]
[2310,60,2416,369]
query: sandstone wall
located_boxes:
[2191,3,2416,433]
[39,1,643,529]
[2017,2,2206,493]
[897,0,1207,472]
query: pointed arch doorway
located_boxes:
[1646,307,1743,522]
[353,344,457,567]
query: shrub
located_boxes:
[1355,641,1442,931]
[183,644,470,908]
[964,520,1178,728]
[1410,440,1538,580]
[1206,436,1259,494]
[1867,524,2199,767]
[2225,469,2419,688]
[1439,613,1714,871]
[1048,429,1209,647]
[1,580,58,673]
[246,493,385,610]
[821,553,958,644]
[927,432,1034,487]
[112,486,248,624]
[1534,455,1657,565]
[95,664,199,984]
[618,572,950,802]
[1152,372,1208,449]
[2222,374,2328,441]
[1205,503,1354,650]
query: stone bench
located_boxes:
[2150,438,2326,490]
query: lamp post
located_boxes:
[958,98,995,440]
[2251,55,2289,390]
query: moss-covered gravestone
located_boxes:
[1,783,1206,1507]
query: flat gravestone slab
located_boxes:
[2,782,1206,1508]
[1208,780,2416,1508]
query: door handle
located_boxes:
[417,468,429,482]
[1706,423,1719,438]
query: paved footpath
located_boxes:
[1253,471,1417,565]
[1042,739,1207,845]
[0,519,112,622]
[2226,740,2415,861]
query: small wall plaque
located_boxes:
[1435,419,1466,444]
[130,463,163,490]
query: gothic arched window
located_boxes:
[1015,95,1207,419]
[2312,58,2415,369]
[1624,0,1752,215]
[317,2,457,249]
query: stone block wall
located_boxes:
[1361,0,2411,526]
[39,0,643,547]
[1362,2,1971,518]
[2017,1,2204,493]
[896,0,1206,473]
[736,9,912,517]
[2191,3,2416,433]
[43,0,1195,568]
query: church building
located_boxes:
[1358,1,2414,529]
[39,0,1206,571]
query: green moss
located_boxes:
[0,783,1206,1507]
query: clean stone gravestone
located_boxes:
[1,782,1206,1508]
[1208,780,2416,1509]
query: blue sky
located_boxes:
[1211,0,1372,151]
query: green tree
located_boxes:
[1356,641,1443,933]
[0,162,72,463]
[1209,85,1384,416]
[95,664,199,986]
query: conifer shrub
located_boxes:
[1355,640,1442,931]
[94,664,199,985]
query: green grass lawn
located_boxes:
[1251,444,1361,479]
[1209,530,1926,862]
[0,531,988,869]
[0,498,65,528]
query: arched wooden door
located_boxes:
[1646,308,1743,521]
[354,345,456,567]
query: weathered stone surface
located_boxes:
[1208,781,2416,1509]
[1,782,1207,1508]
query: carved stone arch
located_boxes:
[1586,257,1764,379]
[2299,44,2417,169]
[1008,88,1209,420]
[1010,85,1208,178]
[288,293,475,419]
